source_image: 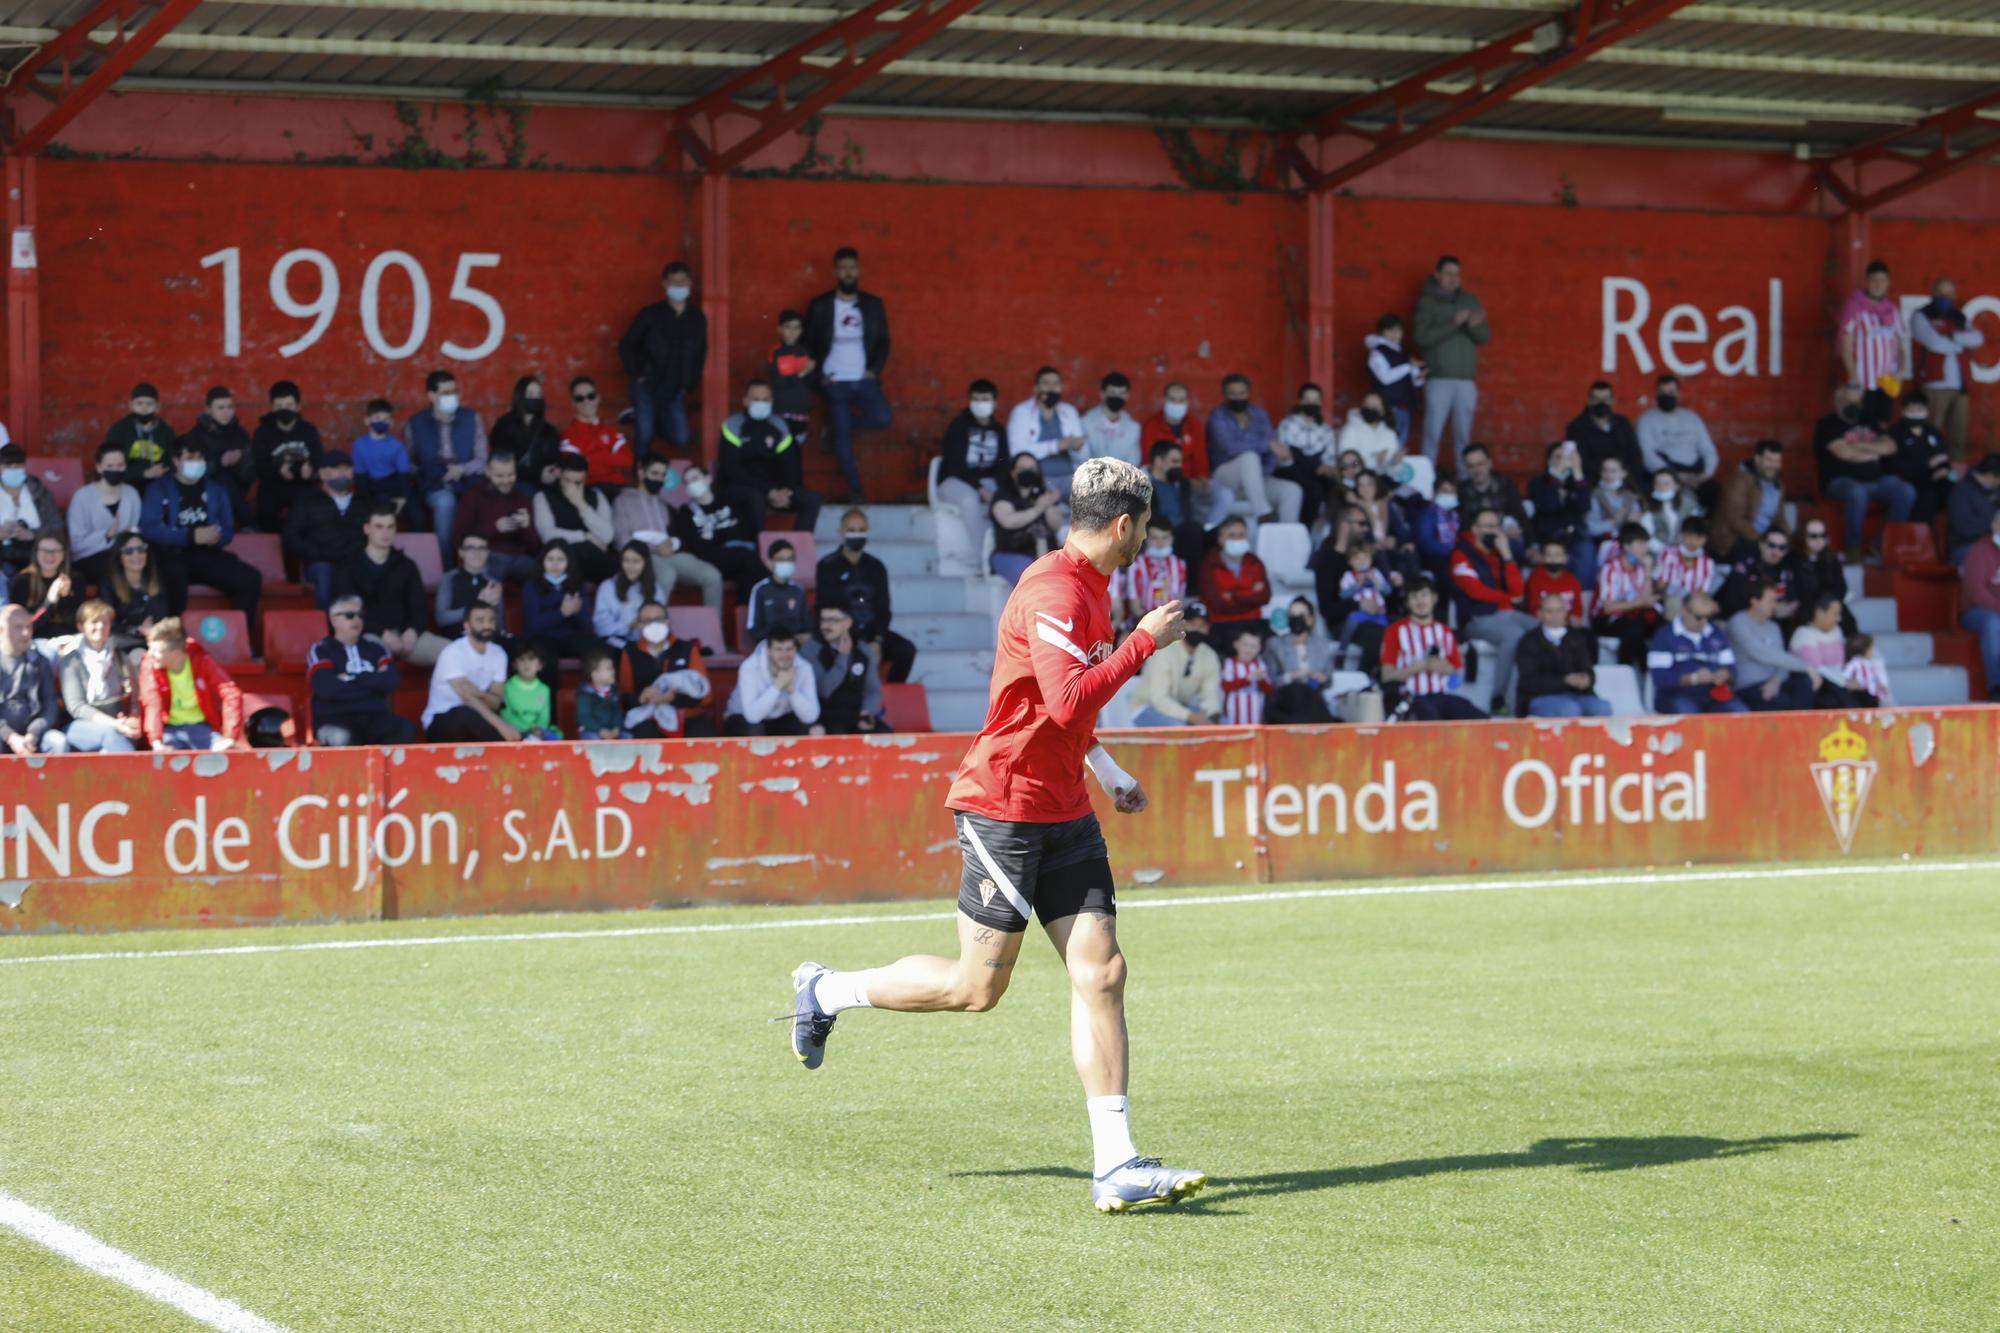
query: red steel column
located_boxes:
[6,156,40,447]
[699,171,731,467]
[1307,187,1336,398]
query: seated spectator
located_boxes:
[1843,634,1893,708]
[1528,440,1591,574]
[592,540,659,649]
[1449,507,1534,710]
[283,450,367,608]
[521,540,596,671]
[1657,516,1717,622]
[1008,366,1088,499]
[818,509,915,683]
[1641,469,1702,550]
[58,600,142,752]
[1134,600,1222,726]
[409,369,489,563]
[1311,503,1371,638]
[991,455,1062,586]
[577,649,628,741]
[1200,516,1273,644]
[1888,393,1953,524]
[1412,476,1460,585]
[1144,442,1207,565]
[1636,373,1717,490]
[1788,592,1871,709]
[718,379,821,534]
[501,643,561,741]
[251,379,324,535]
[1381,577,1486,721]
[334,504,445,667]
[179,386,256,529]
[1350,470,1416,587]
[450,451,540,583]
[724,635,823,737]
[1787,517,1856,638]
[490,376,563,490]
[1710,438,1789,562]
[306,594,417,747]
[561,375,632,493]
[1593,522,1662,671]
[435,533,507,637]
[1726,580,1820,711]
[1646,592,1747,714]
[1517,592,1612,719]
[1262,597,1337,723]
[1274,382,1338,529]
[670,462,762,601]
[533,453,617,583]
[1082,372,1143,467]
[1718,528,1798,620]
[421,602,513,742]
[1218,627,1274,724]
[619,601,712,738]
[615,452,722,607]
[811,600,887,735]
[1457,443,1527,542]
[140,439,262,621]
[137,616,244,751]
[105,381,177,485]
[768,309,815,457]
[936,378,1007,548]
[1205,373,1303,525]
[1364,313,1420,445]
[1813,385,1913,557]
[1111,515,1186,633]
[0,442,61,580]
[1565,379,1644,486]
[350,398,416,514]
[1524,539,1586,627]
[1336,389,1402,481]
[1582,455,1643,585]
[10,534,81,654]
[1335,543,1392,662]
[1962,509,2000,702]
[103,532,167,655]
[0,602,65,754]
[67,442,142,587]
[747,540,811,647]
[1946,454,2000,565]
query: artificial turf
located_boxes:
[1,861,1996,1331]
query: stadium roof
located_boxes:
[1,0,1997,156]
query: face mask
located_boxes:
[1039,390,1062,408]
[276,412,299,429]
[746,401,773,421]
[773,560,796,581]
[1104,394,1127,414]
[520,397,542,417]
[843,534,867,551]
[1292,615,1314,634]
[178,460,207,483]
[1299,404,1322,422]
[1226,398,1250,413]
[1481,532,1499,548]
[1904,414,1927,426]
[1147,541,1173,557]
[368,421,391,436]
[1163,401,1188,424]
[0,467,24,488]
[1435,494,1458,512]
[1222,538,1250,558]
[666,284,692,302]
[1165,467,1185,485]
[327,476,354,494]
[1657,394,1679,413]
[686,479,712,503]
[98,468,126,486]
[1549,465,1570,480]
[1015,472,1041,492]
[134,409,156,424]
[436,393,460,415]
[1652,487,1676,502]
[1601,478,1623,492]
[1544,626,1567,644]
[545,571,566,587]
[1839,404,1860,424]
[643,477,666,495]
[969,399,995,421]
[1589,402,1612,420]
[641,622,670,646]
[1360,408,1382,425]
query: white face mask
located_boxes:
[1434,493,1458,512]
[1543,625,1567,644]
[545,571,566,586]
[1222,538,1250,559]
[686,479,711,502]
[773,560,796,581]
[640,621,670,645]
[666,284,692,302]
[969,399,995,421]
[1652,488,1676,502]
[1147,542,1173,557]
[747,401,773,421]
[436,393,460,416]
[1163,401,1189,424]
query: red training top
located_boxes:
[560,419,632,490]
[946,545,1157,823]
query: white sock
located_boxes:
[814,969,873,1015]
[1087,1095,1139,1178]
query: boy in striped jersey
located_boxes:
[1219,627,1274,724]
[1380,576,1487,721]
[1656,515,1717,621]
[1593,521,1662,669]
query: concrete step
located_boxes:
[903,613,997,654]
[812,504,935,544]
[891,574,995,616]
[854,537,950,577]
[1873,631,1933,668]
[925,687,990,734]
[1853,596,1898,634]
[909,649,998,691]
[1844,564,1867,599]
[1887,664,1970,706]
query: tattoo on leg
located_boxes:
[983,958,1011,970]
[972,927,995,943]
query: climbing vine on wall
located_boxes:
[1153,127,1282,197]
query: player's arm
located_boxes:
[1086,743,1146,815]
[1026,591,1178,729]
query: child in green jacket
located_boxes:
[501,644,561,740]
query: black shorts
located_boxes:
[953,810,1116,934]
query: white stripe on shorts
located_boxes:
[959,817,1035,925]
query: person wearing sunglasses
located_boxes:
[560,375,633,495]
[1718,529,1799,621]
[305,593,418,747]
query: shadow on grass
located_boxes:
[956,1133,1859,1212]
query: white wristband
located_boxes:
[1086,747,1134,793]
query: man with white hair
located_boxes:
[788,457,1207,1213]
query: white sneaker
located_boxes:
[1091,1156,1208,1212]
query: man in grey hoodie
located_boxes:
[1725,580,1820,712]
[1413,255,1490,468]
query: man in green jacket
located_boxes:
[1414,255,1491,470]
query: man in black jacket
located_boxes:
[1564,380,1645,486]
[618,259,706,452]
[283,451,368,608]
[717,380,822,534]
[305,593,417,746]
[805,245,891,502]
[333,505,446,667]
[252,380,324,534]
[178,386,257,531]
[1516,592,1613,718]
[816,507,915,682]
[670,462,763,601]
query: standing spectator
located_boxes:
[1527,440,1591,574]
[592,541,659,649]
[1946,454,2000,564]
[1134,599,1221,726]
[250,380,323,535]
[769,309,816,457]
[1457,443,1527,541]
[1082,372,1143,467]
[334,505,445,667]
[717,379,822,535]
[178,386,254,531]
[1813,385,1914,557]
[140,439,262,621]
[811,600,887,735]
[409,369,489,563]
[1726,581,1820,711]
[1524,539,1586,627]
[1142,382,1226,523]
[1641,470,1702,549]
[1657,516,1718,621]
[1412,255,1489,467]
[0,443,61,580]
[1789,593,1868,708]
[1593,522,1662,670]
[521,541,596,669]
[1962,509,2000,702]
[501,644,561,740]
[1144,443,1204,565]
[1218,628,1274,725]
[1450,507,1534,706]
[577,649,627,741]
[1838,259,1909,392]
[1887,394,1953,524]
[137,617,244,751]
[1582,455,1644,583]
[283,450,367,608]
[1710,438,1789,561]
[1647,593,1747,714]
[67,442,141,587]
[1198,516,1272,644]
[1364,313,1421,446]
[306,594,417,747]
[10,535,80,651]
[805,246,891,501]
[560,376,632,493]
[349,398,416,514]
[989,455,1062,587]
[104,381,177,485]
[1636,374,1718,489]
[1275,382,1339,529]
[724,635,823,736]
[1206,374,1302,525]
[1565,381,1645,486]
[421,602,514,742]
[1110,516,1186,633]
[1381,577,1486,721]
[1717,528,1799,620]
[619,259,706,452]
[619,601,713,738]
[58,600,142,752]
[533,453,617,583]
[0,603,65,754]
[818,509,915,682]
[1910,277,1984,458]
[1008,367,1088,500]
[936,378,1007,549]
[450,451,540,583]
[1517,592,1612,719]
[746,540,811,647]
[671,462,763,601]
[615,452,723,607]
[103,532,167,654]
[1262,597,1338,723]
[489,376,563,490]
[1412,477,1460,587]
[435,533,506,637]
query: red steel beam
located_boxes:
[672,0,983,175]
[2,0,206,157]
[1818,86,2000,215]
[1309,0,1701,192]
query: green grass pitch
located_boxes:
[2,861,1996,1330]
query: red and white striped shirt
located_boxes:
[1846,653,1892,704]
[1218,655,1273,725]
[1657,545,1716,600]
[1596,552,1657,618]
[1113,551,1187,613]
[1839,289,1905,389]
[1380,617,1461,696]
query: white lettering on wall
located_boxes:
[197,247,505,363]
[1601,277,1784,379]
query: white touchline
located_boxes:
[0,1190,290,1333]
[0,859,1993,970]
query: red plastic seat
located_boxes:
[34,457,84,508]
[1880,522,1954,577]
[223,532,304,596]
[757,530,817,590]
[670,604,740,667]
[393,533,445,591]
[186,609,257,668]
[262,608,329,675]
[881,682,933,733]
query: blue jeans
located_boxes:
[991,552,1034,587]
[821,377,893,496]
[428,487,460,565]
[1655,686,1750,715]
[304,560,338,609]
[160,722,218,750]
[632,380,690,450]
[1965,607,2000,696]
[1390,405,1412,447]
[1528,693,1613,718]
[484,552,540,584]
[1134,705,1199,727]
[1825,475,1915,551]
[1568,539,1599,595]
[65,718,137,752]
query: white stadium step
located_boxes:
[812,504,936,544]
[925,687,992,733]
[908,653,998,692]
[890,574,993,615]
[1887,665,1970,707]
[1852,597,1898,635]
[901,613,996,654]
[1844,564,1867,599]
[1872,631,1933,668]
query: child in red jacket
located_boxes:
[139,618,246,750]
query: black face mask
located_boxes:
[1015,473,1042,495]
[1039,390,1062,408]
[1300,404,1323,422]
[521,400,542,419]
[1103,394,1127,414]
[843,534,867,552]
[1656,394,1679,413]
[642,477,666,495]
[1292,615,1314,634]
[276,412,299,429]
[1360,408,1382,426]
[1227,398,1250,413]
[1544,561,1567,575]
[1481,532,1499,549]
[1838,404,1861,424]
[1165,467,1186,486]
[134,410,156,424]
[99,469,126,486]
[1589,401,1612,420]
